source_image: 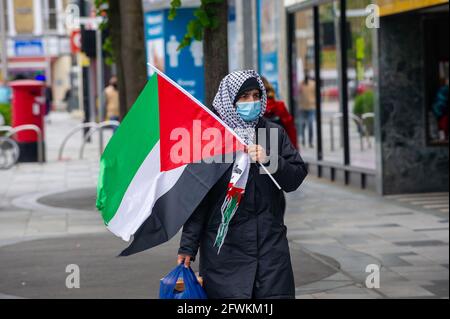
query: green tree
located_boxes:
[170,0,229,107]
[95,0,147,118]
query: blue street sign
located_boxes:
[14,39,44,57]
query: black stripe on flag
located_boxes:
[119,162,232,256]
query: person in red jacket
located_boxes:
[262,77,299,150]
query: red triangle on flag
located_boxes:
[157,74,245,172]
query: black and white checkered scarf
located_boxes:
[212,70,267,145]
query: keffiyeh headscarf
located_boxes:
[213,70,267,145]
[212,70,267,254]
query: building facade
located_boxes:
[141,0,291,101]
[1,0,73,108]
[141,0,448,195]
[284,0,448,194]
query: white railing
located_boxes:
[1,124,44,163]
[58,121,119,161]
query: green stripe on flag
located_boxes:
[97,73,160,224]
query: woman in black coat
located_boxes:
[177,70,308,299]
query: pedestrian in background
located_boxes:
[177,70,308,299]
[44,84,53,117]
[298,71,316,148]
[432,77,449,141]
[104,76,120,132]
[35,74,53,123]
[261,77,299,150]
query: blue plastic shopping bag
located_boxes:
[159,264,207,299]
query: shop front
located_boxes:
[285,0,448,194]
[377,0,449,194]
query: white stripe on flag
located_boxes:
[108,142,187,241]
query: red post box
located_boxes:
[10,80,46,162]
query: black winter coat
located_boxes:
[178,118,308,299]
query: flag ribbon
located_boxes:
[214,151,250,254]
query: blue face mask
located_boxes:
[236,101,262,122]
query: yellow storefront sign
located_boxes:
[377,0,449,16]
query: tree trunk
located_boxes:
[118,0,147,114]
[107,0,126,120]
[203,0,229,108]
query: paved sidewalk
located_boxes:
[0,112,448,299]
[285,181,448,299]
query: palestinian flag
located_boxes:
[96,68,244,256]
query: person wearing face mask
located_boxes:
[177,70,308,299]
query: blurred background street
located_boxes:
[0,112,448,299]
[0,0,448,299]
